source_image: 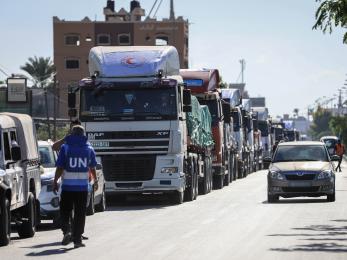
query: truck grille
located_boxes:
[102,155,156,182]
[282,187,319,193]
[285,174,316,180]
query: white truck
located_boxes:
[0,113,41,246]
[69,46,214,204]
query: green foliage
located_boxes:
[20,56,55,88]
[310,106,333,139]
[329,116,347,144]
[313,0,347,44]
[36,123,69,141]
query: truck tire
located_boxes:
[0,197,11,247]
[95,188,106,212]
[18,193,36,238]
[213,174,224,190]
[233,156,238,180]
[184,160,195,201]
[86,190,95,216]
[170,191,184,204]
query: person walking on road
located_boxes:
[53,125,98,248]
[335,139,345,172]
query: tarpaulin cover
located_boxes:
[187,96,214,148]
[89,46,180,78]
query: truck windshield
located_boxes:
[258,121,269,136]
[80,88,177,121]
[198,100,219,126]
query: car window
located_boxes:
[273,145,329,162]
[39,146,56,168]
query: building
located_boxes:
[53,0,189,117]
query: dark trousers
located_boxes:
[60,190,88,243]
[336,156,343,171]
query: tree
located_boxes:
[329,116,347,144]
[21,56,56,139]
[313,0,347,44]
[310,106,333,139]
[20,56,55,88]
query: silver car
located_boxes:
[266,141,339,203]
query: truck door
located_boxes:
[10,130,25,205]
[2,131,18,207]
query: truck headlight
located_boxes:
[161,167,178,174]
[269,170,285,180]
[317,170,333,180]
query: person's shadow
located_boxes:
[23,242,75,256]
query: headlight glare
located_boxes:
[318,170,332,180]
[161,167,178,174]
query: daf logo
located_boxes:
[88,133,105,140]
[297,172,304,176]
[156,131,169,136]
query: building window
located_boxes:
[155,36,169,46]
[97,34,111,45]
[118,34,131,45]
[65,34,80,46]
[65,59,80,69]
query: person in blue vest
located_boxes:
[53,125,97,248]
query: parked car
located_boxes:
[320,136,339,156]
[265,141,338,203]
[38,141,106,226]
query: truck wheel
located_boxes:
[86,190,95,216]
[0,197,11,247]
[95,188,106,212]
[18,193,36,238]
[184,160,195,201]
[213,175,224,190]
[234,156,238,180]
[170,191,184,204]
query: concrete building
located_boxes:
[53,0,189,117]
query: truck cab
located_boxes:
[0,113,41,247]
[180,69,232,189]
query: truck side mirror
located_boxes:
[183,105,192,113]
[68,92,76,108]
[222,103,231,124]
[11,146,21,161]
[183,89,191,106]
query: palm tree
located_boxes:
[21,56,56,139]
[20,56,55,88]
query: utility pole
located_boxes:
[240,59,246,84]
[53,75,57,141]
[338,88,343,116]
[170,0,175,20]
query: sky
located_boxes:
[0,0,346,117]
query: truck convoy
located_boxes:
[0,113,41,246]
[180,69,233,189]
[69,46,215,204]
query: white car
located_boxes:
[38,140,61,226]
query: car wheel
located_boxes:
[327,193,335,202]
[95,188,106,212]
[267,193,279,203]
[86,190,95,216]
[0,197,11,247]
[18,193,36,238]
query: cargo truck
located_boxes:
[69,46,214,204]
[241,99,255,175]
[181,69,233,189]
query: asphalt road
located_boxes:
[2,162,347,260]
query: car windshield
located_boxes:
[80,88,177,121]
[39,146,56,168]
[273,145,329,162]
[323,139,337,150]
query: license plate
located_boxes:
[289,181,311,187]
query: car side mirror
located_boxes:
[331,155,340,161]
[96,163,103,170]
[11,146,22,161]
[263,157,272,163]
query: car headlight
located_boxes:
[269,170,285,180]
[317,170,333,180]
[161,167,178,174]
